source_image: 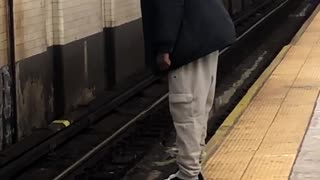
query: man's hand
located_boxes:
[157,53,171,71]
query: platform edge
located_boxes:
[203,44,291,165]
[291,4,320,44]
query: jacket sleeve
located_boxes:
[153,0,184,53]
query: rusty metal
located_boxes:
[5,0,17,144]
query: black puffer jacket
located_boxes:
[141,0,236,73]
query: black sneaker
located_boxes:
[165,174,182,180]
[199,173,204,180]
[165,173,204,180]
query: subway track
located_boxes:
[0,0,318,179]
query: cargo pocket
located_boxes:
[169,93,194,123]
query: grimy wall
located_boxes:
[0,0,145,150]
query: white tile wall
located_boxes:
[0,0,142,62]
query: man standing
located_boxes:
[140,0,236,179]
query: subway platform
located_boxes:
[204,5,320,180]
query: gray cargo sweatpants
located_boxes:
[168,51,219,180]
